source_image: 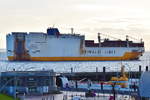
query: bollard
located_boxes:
[139,65,142,73]
[103,67,106,73]
[96,67,98,81]
[103,67,106,81]
[139,65,142,78]
[96,67,98,72]
[146,66,148,71]
[71,67,73,73]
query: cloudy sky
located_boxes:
[0,0,150,51]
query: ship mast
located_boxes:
[126,35,129,47]
[71,28,74,34]
[140,38,143,43]
[98,33,101,47]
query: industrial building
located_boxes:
[0,70,58,96]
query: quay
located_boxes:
[60,71,141,81]
[59,65,147,81]
[0,66,150,100]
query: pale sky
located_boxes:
[0,0,150,51]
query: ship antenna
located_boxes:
[71,28,74,34]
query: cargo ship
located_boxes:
[6,27,144,61]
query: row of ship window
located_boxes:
[83,50,116,54]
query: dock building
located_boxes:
[0,70,58,96]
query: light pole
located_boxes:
[124,63,132,100]
[14,71,17,100]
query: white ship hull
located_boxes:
[6,28,144,61]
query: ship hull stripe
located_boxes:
[8,52,141,61]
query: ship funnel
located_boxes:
[47,27,60,36]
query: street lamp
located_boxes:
[124,63,132,99]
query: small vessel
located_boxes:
[6,27,144,61]
[110,65,128,88]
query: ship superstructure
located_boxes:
[6,28,144,61]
